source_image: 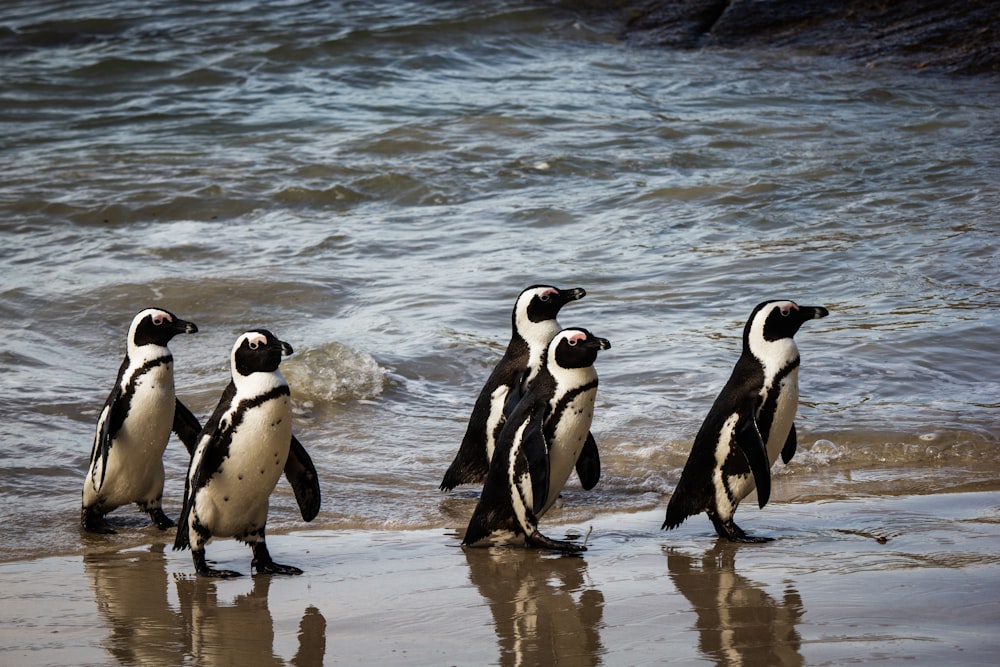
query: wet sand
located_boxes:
[2,491,999,666]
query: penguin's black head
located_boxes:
[745,300,829,344]
[515,284,586,327]
[233,329,293,376]
[550,328,611,369]
[130,308,198,347]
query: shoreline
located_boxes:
[3,491,999,665]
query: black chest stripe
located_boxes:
[223,386,291,442]
[122,355,173,402]
[110,354,172,438]
[202,385,291,482]
[545,380,598,439]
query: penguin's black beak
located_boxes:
[801,306,830,321]
[173,318,198,335]
[560,287,586,303]
[277,340,294,356]
[595,336,611,350]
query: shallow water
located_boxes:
[1,1,999,562]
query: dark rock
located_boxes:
[597,0,1000,75]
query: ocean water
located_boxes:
[1,0,999,562]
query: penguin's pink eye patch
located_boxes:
[152,312,173,326]
[779,302,799,317]
[539,288,558,302]
[247,333,268,350]
[566,332,587,346]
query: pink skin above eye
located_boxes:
[152,312,173,325]
[780,302,799,316]
[567,332,587,346]
[245,333,268,350]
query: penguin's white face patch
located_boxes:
[748,302,800,373]
[515,287,563,350]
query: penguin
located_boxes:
[463,328,610,553]
[441,285,601,494]
[173,330,321,578]
[81,307,202,534]
[662,300,829,542]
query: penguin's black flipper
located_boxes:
[92,358,130,491]
[174,383,234,552]
[519,408,550,516]
[88,404,111,492]
[734,410,771,509]
[285,435,321,522]
[781,422,797,465]
[172,399,202,456]
[575,432,601,491]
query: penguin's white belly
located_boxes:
[87,371,175,508]
[196,397,292,537]
[539,388,596,516]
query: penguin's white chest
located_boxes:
[762,368,799,465]
[120,363,176,458]
[196,395,292,536]
[540,387,597,515]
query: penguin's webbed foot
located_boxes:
[81,508,117,534]
[193,550,242,578]
[251,542,303,576]
[254,560,304,576]
[711,516,773,544]
[147,507,175,531]
[526,530,587,553]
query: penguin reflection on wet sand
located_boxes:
[82,308,202,533]
[465,547,605,665]
[667,546,804,666]
[463,328,610,553]
[663,301,829,542]
[175,573,327,666]
[174,330,321,577]
[442,285,600,494]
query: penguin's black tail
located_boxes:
[461,510,490,547]
[172,501,191,551]
[662,490,701,531]
[440,458,487,492]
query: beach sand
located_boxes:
[2,491,999,666]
